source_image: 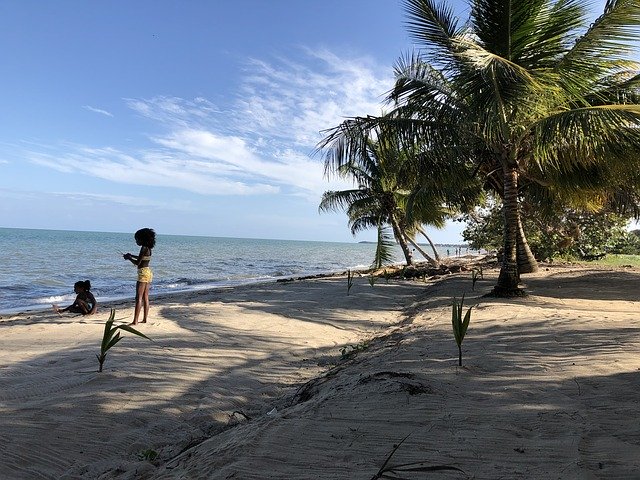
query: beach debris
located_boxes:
[97,308,151,372]
[370,434,465,479]
[452,294,473,367]
[228,410,252,426]
[266,407,278,416]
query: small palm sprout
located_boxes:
[452,295,473,367]
[97,308,151,372]
[471,267,483,291]
[383,269,391,283]
[347,269,354,295]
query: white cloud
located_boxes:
[125,96,224,128]
[28,48,391,200]
[0,187,186,211]
[28,146,279,196]
[49,191,192,211]
[83,105,114,117]
[235,47,391,146]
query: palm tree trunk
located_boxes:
[417,227,441,262]
[516,217,538,274]
[493,165,523,296]
[391,219,414,265]
[406,236,438,267]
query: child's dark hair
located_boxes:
[135,228,156,249]
[74,280,91,291]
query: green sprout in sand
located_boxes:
[451,295,472,367]
[97,308,151,372]
[471,266,483,291]
[347,269,354,295]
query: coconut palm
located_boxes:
[319,120,452,267]
[389,0,640,295]
[319,123,414,266]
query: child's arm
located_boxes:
[53,304,69,313]
[123,253,139,265]
[87,292,97,315]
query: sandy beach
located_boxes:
[1,262,639,479]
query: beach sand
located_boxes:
[1,263,639,479]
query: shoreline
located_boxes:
[0,254,488,318]
[2,262,638,478]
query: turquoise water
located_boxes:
[0,227,464,314]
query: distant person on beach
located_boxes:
[123,228,156,325]
[53,280,97,315]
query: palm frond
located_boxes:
[372,224,396,268]
[564,0,640,63]
[530,104,640,170]
[558,0,640,101]
[319,190,370,214]
[350,215,383,235]
[402,0,463,68]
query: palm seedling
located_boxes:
[452,295,472,367]
[471,267,483,291]
[347,269,354,295]
[97,308,151,372]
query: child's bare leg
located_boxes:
[132,281,145,325]
[77,300,89,315]
[141,283,150,323]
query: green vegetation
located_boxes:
[318,0,640,297]
[137,449,158,461]
[383,269,391,283]
[471,267,483,291]
[586,254,640,268]
[340,341,369,360]
[318,123,446,269]
[452,295,472,367]
[463,200,640,262]
[97,309,151,372]
[346,269,354,295]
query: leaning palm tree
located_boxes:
[389,0,640,295]
[319,120,453,267]
[319,126,416,266]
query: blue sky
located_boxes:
[0,1,605,244]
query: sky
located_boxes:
[0,0,606,244]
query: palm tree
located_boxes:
[389,0,640,295]
[319,120,452,267]
[319,123,414,266]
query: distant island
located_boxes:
[358,241,468,247]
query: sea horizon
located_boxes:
[0,225,470,247]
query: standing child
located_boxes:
[123,228,156,325]
[53,280,97,315]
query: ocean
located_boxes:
[0,227,465,314]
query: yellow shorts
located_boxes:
[137,267,153,283]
